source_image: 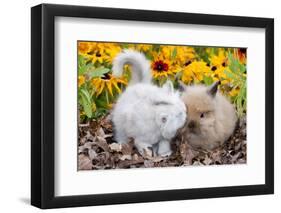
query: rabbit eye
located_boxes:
[177,112,183,117]
[162,117,167,123]
[200,113,205,118]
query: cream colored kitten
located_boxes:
[179,81,237,150]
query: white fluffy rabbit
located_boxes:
[111,50,186,156]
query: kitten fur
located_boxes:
[111,50,186,156]
[179,82,237,150]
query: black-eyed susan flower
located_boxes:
[151,59,174,78]
[86,43,122,64]
[91,73,127,97]
[174,46,196,66]
[88,43,108,64]
[151,52,178,78]
[161,46,175,59]
[211,66,230,85]
[181,61,211,83]
[209,49,228,70]
[78,42,94,55]
[104,44,122,63]
[135,44,152,52]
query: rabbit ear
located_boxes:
[207,81,220,97]
[178,81,186,92]
[162,80,174,93]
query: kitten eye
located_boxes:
[200,113,205,118]
[162,117,167,123]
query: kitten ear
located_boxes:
[207,81,220,97]
[162,80,174,93]
[178,81,186,92]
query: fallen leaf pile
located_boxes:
[78,115,246,170]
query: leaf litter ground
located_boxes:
[78,114,246,170]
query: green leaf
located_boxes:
[121,43,129,49]
[203,75,214,85]
[79,63,92,75]
[79,88,92,118]
[153,44,161,53]
[171,47,177,59]
[78,55,86,67]
[224,70,236,80]
[145,53,153,61]
[95,98,108,109]
[88,67,110,78]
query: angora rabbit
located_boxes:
[111,50,186,156]
[179,81,237,150]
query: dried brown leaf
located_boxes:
[109,143,122,152]
[203,156,212,165]
[95,136,109,152]
[118,159,144,168]
[78,154,92,170]
[180,142,198,165]
[144,160,154,168]
[78,114,247,170]
[119,154,132,161]
[121,142,134,155]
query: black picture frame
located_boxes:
[31,3,274,209]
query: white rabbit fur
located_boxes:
[111,50,186,156]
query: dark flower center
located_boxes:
[153,60,168,72]
[184,61,192,66]
[222,62,226,67]
[211,66,217,71]
[87,50,95,55]
[101,73,111,80]
[96,52,102,57]
[239,48,247,54]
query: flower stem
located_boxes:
[105,89,109,105]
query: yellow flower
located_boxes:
[181,61,211,83]
[91,73,127,96]
[151,50,179,78]
[78,75,85,87]
[174,46,196,65]
[78,42,93,55]
[151,58,174,78]
[161,46,175,59]
[107,103,114,109]
[209,49,227,69]
[82,43,122,64]
[135,44,152,52]
[104,44,122,63]
[229,87,240,97]
[211,66,234,85]
[92,102,97,112]
[80,110,85,116]
[88,43,107,64]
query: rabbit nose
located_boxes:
[188,121,196,129]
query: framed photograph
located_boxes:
[31,3,274,209]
